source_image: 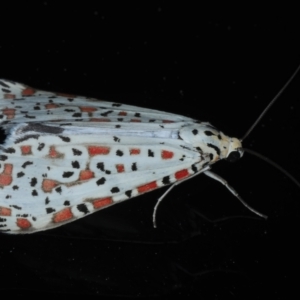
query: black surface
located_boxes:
[1,3,300,298]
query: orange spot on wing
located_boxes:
[79,170,94,181]
[90,118,111,122]
[92,197,113,209]
[138,181,158,193]
[130,148,140,155]
[0,164,13,186]
[48,146,63,158]
[80,106,97,112]
[45,103,60,109]
[116,164,125,173]
[16,218,31,229]
[0,207,12,216]
[161,150,174,159]
[22,87,35,96]
[4,94,15,99]
[2,108,16,119]
[162,120,174,123]
[88,146,110,156]
[20,145,32,155]
[175,169,189,180]
[118,111,127,116]
[53,208,73,223]
[42,179,59,192]
[130,119,141,122]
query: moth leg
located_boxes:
[204,170,268,219]
[153,166,211,228]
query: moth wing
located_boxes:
[0,79,195,128]
[0,122,208,233]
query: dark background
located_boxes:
[1,3,300,298]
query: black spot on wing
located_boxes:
[116,150,123,156]
[131,163,137,171]
[22,161,33,168]
[46,207,56,214]
[72,161,80,169]
[38,143,45,151]
[207,143,221,155]
[111,187,120,193]
[15,134,39,143]
[101,110,113,116]
[125,190,132,198]
[11,205,21,210]
[59,135,70,142]
[30,178,37,187]
[64,201,70,206]
[5,148,15,154]
[162,176,171,185]
[17,172,25,178]
[97,162,105,171]
[45,197,50,204]
[0,81,10,88]
[192,129,198,135]
[32,190,38,196]
[63,171,74,178]
[1,88,10,93]
[0,155,8,161]
[55,186,62,194]
[77,204,89,214]
[72,148,82,156]
[96,177,106,185]
[191,164,198,173]
[148,150,154,157]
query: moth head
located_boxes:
[226,137,243,162]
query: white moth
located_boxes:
[0,71,297,234]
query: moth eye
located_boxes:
[226,151,241,162]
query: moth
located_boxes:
[1,73,296,234]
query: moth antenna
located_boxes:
[243,148,300,189]
[242,64,300,141]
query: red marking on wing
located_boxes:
[130,119,141,122]
[118,111,127,116]
[116,164,125,173]
[53,208,73,223]
[42,179,59,192]
[92,197,113,209]
[79,170,94,181]
[88,146,110,156]
[138,181,158,193]
[175,169,189,180]
[0,164,13,186]
[22,88,35,96]
[162,120,174,123]
[4,94,15,99]
[48,146,63,158]
[90,118,111,122]
[2,108,16,119]
[45,103,60,109]
[16,218,31,229]
[130,148,140,155]
[80,106,97,112]
[20,145,32,155]
[161,150,174,159]
[0,206,12,216]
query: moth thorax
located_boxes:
[179,124,243,162]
